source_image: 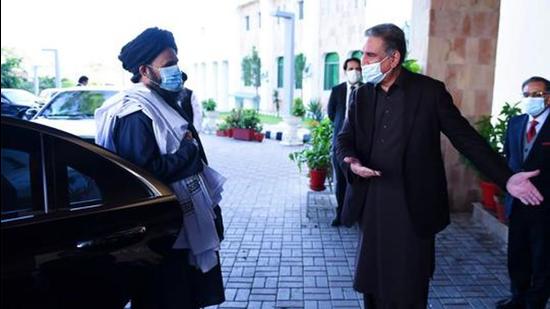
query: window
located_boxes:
[258,12,261,28]
[40,90,117,119]
[51,137,154,210]
[351,50,363,60]
[277,57,284,88]
[2,149,34,219]
[245,16,250,31]
[66,166,102,208]
[324,53,340,90]
[1,125,44,222]
[298,0,304,20]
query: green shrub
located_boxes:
[202,98,217,112]
[291,97,306,118]
[289,118,333,171]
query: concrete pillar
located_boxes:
[422,0,501,211]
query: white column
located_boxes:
[42,49,61,88]
[274,10,302,146]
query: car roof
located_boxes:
[53,86,122,93]
[1,116,174,198]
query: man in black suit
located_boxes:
[497,76,550,309]
[328,57,363,227]
[335,23,544,308]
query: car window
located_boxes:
[1,126,44,222]
[1,89,39,106]
[51,136,155,210]
[40,90,116,119]
[67,166,102,208]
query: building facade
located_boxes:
[189,0,371,114]
[185,0,550,212]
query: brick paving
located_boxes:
[201,135,545,309]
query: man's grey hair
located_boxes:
[364,23,407,66]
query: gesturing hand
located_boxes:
[506,170,544,205]
[344,157,381,178]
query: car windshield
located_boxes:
[40,90,117,119]
[2,89,40,106]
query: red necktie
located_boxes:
[526,120,538,143]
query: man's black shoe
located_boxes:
[331,218,341,227]
[495,298,524,309]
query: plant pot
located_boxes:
[309,168,327,191]
[227,128,233,138]
[233,128,255,141]
[203,111,219,134]
[480,181,498,210]
[495,200,506,223]
[216,130,225,137]
[255,132,265,142]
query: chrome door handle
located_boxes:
[76,226,147,249]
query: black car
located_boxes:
[1,88,43,118]
[1,116,182,308]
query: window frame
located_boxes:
[323,52,340,90]
[277,56,284,88]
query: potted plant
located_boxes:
[465,102,521,210]
[233,108,261,141]
[307,99,324,122]
[202,98,218,134]
[216,122,229,137]
[291,97,306,119]
[289,118,333,191]
[254,124,264,142]
[223,109,241,137]
[494,193,507,224]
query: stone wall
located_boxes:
[425,0,501,211]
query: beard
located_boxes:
[149,83,181,105]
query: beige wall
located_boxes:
[425,0,501,211]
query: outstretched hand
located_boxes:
[344,157,381,178]
[506,170,544,205]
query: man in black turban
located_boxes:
[95,27,226,308]
[118,27,178,83]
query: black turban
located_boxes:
[118,27,178,76]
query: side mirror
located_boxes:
[23,108,39,120]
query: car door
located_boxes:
[1,118,181,308]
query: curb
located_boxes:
[264,130,311,143]
[471,202,508,246]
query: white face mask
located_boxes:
[361,56,391,85]
[346,70,362,85]
[522,97,547,117]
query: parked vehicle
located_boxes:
[38,87,64,102]
[1,88,43,118]
[29,87,119,142]
[1,116,181,308]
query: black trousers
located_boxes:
[508,205,550,308]
[363,293,427,309]
[332,153,346,220]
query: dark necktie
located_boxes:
[526,120,538,143]
[349,85,356,101]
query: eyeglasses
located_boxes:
[522,91,548,98]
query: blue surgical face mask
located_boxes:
[522,97,547,117]
[361,56,391,85]
[148,64,183,92]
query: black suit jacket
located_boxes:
[328,82,362,147]
[503,113,549,217]
[335,69,513,237]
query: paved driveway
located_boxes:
[202,135,516,309]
